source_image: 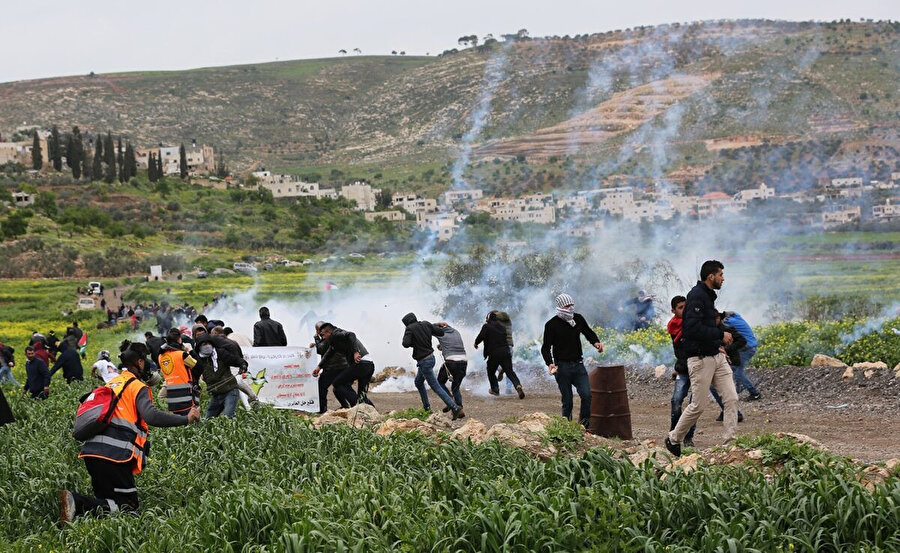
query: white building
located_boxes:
[873,198,900,221]
[441,189,483,205]
[822,205,861,228]
[364,210,405,222]
[735,183,776,203]
[392,193,437,213]
[556,195,590,212]
[830,177,863,188]
[696,192,743,216]
[416,210,459,241]
[339,182,380,211]
[491,203,556,224]
[252,172,337,199]
[12,191,34,207]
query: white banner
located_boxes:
[241,346,319,412]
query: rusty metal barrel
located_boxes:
[588,364,632,440]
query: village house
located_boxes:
[830,177,864,188]
[872,198,900,221]
[822,205,861,228]
[416,210,459,241]
[252,171,337,199]
[136,144,215,175]
[392,194,437,214]
[364,210,405,222]
[0,139,49,166]
[734,183,776,203]
[556,195,590,212]
[441,189,483,205]
[12,191,34,207]
[696,191,743,216]
[339,182,380,211]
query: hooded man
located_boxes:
[401,313,464,419]
[60,348,201,522]
[49,340,84,383]
[313,323,374,408]
[621,290,656,331]
[191,333,248,419]
[541,293,603,428]
[475,312,525,399]
[253,306,288,347]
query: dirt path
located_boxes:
[369,381,900,462]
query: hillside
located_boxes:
[2,19,900,189]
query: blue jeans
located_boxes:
[0,364,19,387]
[414,355,457,411]
[554,361,591,427]
[206,388,240,419]
[670,373,696,443]
[732,346,759,396]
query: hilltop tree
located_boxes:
[338,49,347,55]
[92,134,103,180]
[49,125,62,171]
[81,144,92,181]
[70,126,84,179]
[353,48,361,54]
[124,142,136,179]
[148,153,157,182]
[116,137,125,182]
[215,150,228,178]
[156,151,164,179]
[179,143,188,179]
[103,132,116,184]
[31,131,42,170]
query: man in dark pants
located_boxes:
[61,349,200,521]
[402,312,464,419]
[541,293,604,428]
[314,323,374,408]
[435,323,467,413]
[311,321,349,413]
[475,312,525,399]
[49,340,84,383]
[23,346,51,400]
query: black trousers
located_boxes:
[438,360,467,407]
[318,369,340,413]
[486,354,520,392]
[0,387,13,425]
[72,458,139,516]
[332,360,376,408]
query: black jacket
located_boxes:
[401,313,444,361]
[49,343,83,381]
[24,358,51,395]
[320,328,362,367]
[254,317,287,347]
[315,335,348,372]
[541,313,601,365]
[0,344,14,366]
[474,320,510,359]
[721,323,747,366]
[145,335,165,360]
[682,281,724,358]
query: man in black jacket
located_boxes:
[23,346,50,399]
[49,341,84,383]
[475,312,524,399]
[311,321,349,413]
[402,313,464,419]
[315,323,374,408]
[541,294,603,428]
[253,306,288,347]
[666,260,739,457]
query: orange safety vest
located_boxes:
[79,370,150,474]
[158,349,197,413]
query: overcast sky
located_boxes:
[2,0,896,83]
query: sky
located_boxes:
[2,0,896,83]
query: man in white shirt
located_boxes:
[91,350,120,383]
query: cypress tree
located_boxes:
[148,153,157,182]
[104,132,116,184]
[179,143,188,179]
[49,125,62,171]
[92,134,103,180]
[124,142,136,179]
[215,150,228,178]
[156,152,163,178]
[71,126,83,180]
[82,146,92,181]
[31,131,43,170]
[117,137,125,182]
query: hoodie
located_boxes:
[401,313,444,361]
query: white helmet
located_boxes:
[98,350,111,361]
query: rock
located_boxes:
[371,366,407,386]
[517,412,555,433]
[666,452,702,473]
[775,432,827,450]
[864,369,874,379]
[654,365,667,379]
[313,404,383,429]
[851,361,888,371]
[842,366,854,381]
[375,418,438,436]
[884,458,899,471]
[425,413,456,431]
[811,354,847,368]
[483,423,557,461]
[746,449,764,460]
[450,419,488,443]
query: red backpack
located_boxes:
[72,377,137,441]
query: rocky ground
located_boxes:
[365,360,900,462]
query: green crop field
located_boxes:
[0,386,898,552]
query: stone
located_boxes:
[450,419,488,443]
[842,366,854,381]
[864,369,874,379]
[746,449,764,460]
[852,361,888,371]
[483,423,557,461]
[811,354,847,368]
[666,452,702,473]
[313,403,383,429]
[517,412,554,433]
[654,365,667,379]
[371,366,407,386]
[375,418,438,436]
[884,459,899,471]
[426,413,456,431]
[775,432,827,450]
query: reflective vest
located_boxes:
[79,370,149,474]
[158,349,196,414]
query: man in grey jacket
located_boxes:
[401,313,464,419]
[435,322,467,413]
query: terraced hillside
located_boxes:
[1,19,899,179]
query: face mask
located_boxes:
[199,344,214,357]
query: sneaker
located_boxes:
[716,411,724,422]
[451,407,465,420]
[515,385,525,400]
[683,438,695,448]
[748,393,761,401]
[664,437,682,457]
[60,490,75,524]
[488,389,499,396]
[442,406,452,413]
[738,412,744,423]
